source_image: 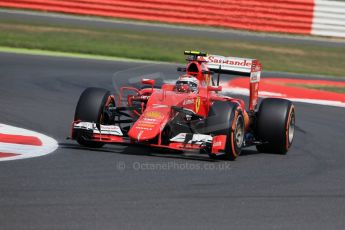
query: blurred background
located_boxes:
[0,0,344,77]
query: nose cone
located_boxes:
[128,109,169,142]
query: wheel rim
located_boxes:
[288,109,295,144]
[234,115,244,148]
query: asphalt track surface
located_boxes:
[0,9,345,48]
[0,52,345,230]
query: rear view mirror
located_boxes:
[141,79,155,86]
[207,85,222,92]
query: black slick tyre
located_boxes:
[256,98,295,154]
[205,101,245,161]
[74,87,112,148]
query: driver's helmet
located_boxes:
[175,76,199,93]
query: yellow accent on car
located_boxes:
[184,51,208,56]
[195,96,201,113]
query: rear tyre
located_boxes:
[74,87,112,148]
[205,101,244,161]
[256,98,295,154]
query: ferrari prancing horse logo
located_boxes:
[205,74,210,86]
[195,96,201,113]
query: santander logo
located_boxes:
[207,55,252,67]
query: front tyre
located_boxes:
[256,98,295,154]
[205,101,245,161]
[74,87,113,148]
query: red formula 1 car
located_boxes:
[70,51,295,160]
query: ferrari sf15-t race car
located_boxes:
[70,51,295,160]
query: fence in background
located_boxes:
[312,0,345,37]
[0,0,344,37]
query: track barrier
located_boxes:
[0,0,343,37]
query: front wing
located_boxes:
[71,121,227,155]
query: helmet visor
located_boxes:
[176,80,198,93]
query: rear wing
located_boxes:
[205,55,261,81]
[205,54,262,111]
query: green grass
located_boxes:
[0,20,344,77]
[287,84,345,94]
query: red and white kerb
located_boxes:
[0,124,58,161]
